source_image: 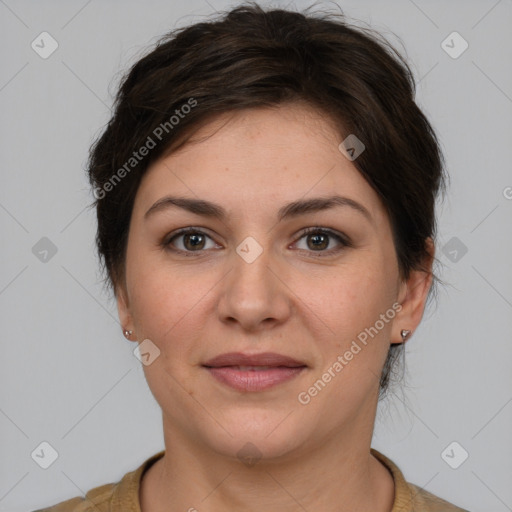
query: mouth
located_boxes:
[202,352,307,392]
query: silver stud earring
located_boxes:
[400,329,411,341]
[123,329,133,339]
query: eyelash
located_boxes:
[162,226,352,258]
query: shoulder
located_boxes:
[30,482,116,512]
[31,450,166,512]
[408,483,470,512]
[370,448,470,512]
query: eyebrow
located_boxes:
[144,194,373,223]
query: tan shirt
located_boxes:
[33,448,469,511]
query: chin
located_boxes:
[201,407,312,462]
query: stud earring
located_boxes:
[400,329,412,341]
[123,329,133,339]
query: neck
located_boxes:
[140,421,394,512]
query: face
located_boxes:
[117,103,432,460]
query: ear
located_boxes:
[391,237,435,344]
[116,283,135,341]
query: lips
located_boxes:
[202,352,307,392]
[202,352,306,368]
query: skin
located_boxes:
[116,103,434,512]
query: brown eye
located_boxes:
[182,232,206,250]
[164,228,217,253]
[306,232,329,250]
[295,228,351,256]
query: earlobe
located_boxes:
[400,329,412,342]
[116,285,134,340]
[392,238,435,344]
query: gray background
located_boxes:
[1,1,511,511]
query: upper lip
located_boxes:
[202,352,306,368]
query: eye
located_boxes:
[163,228,219,254]
[293,227,351,256]
[162,226,351,257]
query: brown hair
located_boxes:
[86,2,446,399]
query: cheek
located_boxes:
[299,255,396,373]
[129,274,209,394]
[127,260,217,348]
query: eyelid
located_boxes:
[163,226,351,256]
[293,226,352,255]
[163,227,220,255]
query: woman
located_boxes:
[35,3,468,511]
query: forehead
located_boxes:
[134,104,387,225]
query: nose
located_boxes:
[216,242,292,333]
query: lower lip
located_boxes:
[204,366,306,392]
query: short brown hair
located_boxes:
[87,2,446,398]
